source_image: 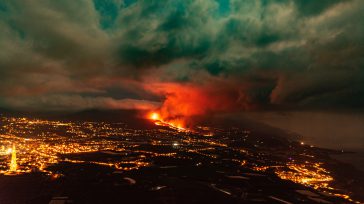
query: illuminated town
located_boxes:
[0,114,362,203]
[1,0,364,203]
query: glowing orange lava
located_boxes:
[149,112,160,121]
[148,111,188,132]
[143,81,254,131]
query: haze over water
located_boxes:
[245,111,364,171]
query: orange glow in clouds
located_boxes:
[145,80,254,131]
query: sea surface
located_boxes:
[330,150,364,172]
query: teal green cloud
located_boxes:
[0,0,363,111]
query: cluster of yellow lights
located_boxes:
[0,117,155,176]
[9,144,17,172]
[231,158,246,166]
[252,166,270,172]
[0,115,210,176]
[0,116,361,203]
[187,149,218,159]
[0,136,148,176]
[275,161,333,190]
[332,193,361,204]
[272,161,360,203]
[248,162,361,203]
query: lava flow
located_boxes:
[147,112,188,132]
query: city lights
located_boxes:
[0,115,358,203]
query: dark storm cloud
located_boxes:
[0,0,363,111]
[293,0,344,16]
[114,0,215,69]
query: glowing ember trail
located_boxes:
[148,112,188,132]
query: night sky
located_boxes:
[0,0,363,115]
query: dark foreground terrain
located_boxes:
[0,110,363,204]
